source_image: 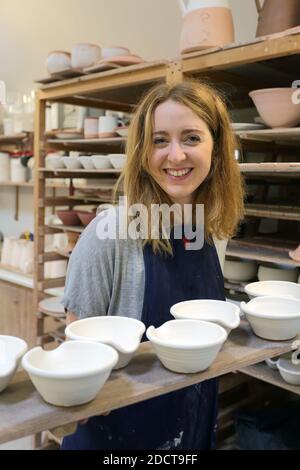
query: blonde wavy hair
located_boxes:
[115,79,244,255]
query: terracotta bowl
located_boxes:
[77,211,96,226]
[249,88,300,128]
[56,210,82,226]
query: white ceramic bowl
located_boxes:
[91,155,112,169]
[0,335,28,392]
[257,264,299,283]
[45,155,66,170]
[78,156,95,169]
[170,299,240,335]
[245,281,300,300]
[116,127,129,138]
[22,341,118,406]
[71,43,101,69]
[65,316,145,369]
[146,320,227,374]
[109,154,127,169]
[61,157,82,170]
[224,259,257,283]
[240,296,300,340]
[46,51,71,74]
[277,358,300,385]
[101,46,130,59]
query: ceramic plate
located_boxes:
[38,296,65,316]
[98,55,145,66]
[231,123,266,131]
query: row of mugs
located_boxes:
[46,154,126,170]
[46,44,131,74]
[84,115,119,138]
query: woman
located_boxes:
[61,80,244,450]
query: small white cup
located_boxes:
[98,116,118,137]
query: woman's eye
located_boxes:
[153,137,168,145]
[185,134,201,144]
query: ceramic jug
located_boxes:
[256,0,300,37]
[178,0,235,54]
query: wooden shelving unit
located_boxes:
[32,32,300,447]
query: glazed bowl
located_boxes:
[146,320,227,373]
[245,281,300,300]
[170,299,240,335]
[91,155,112,169]
[71,43,101,69]
[0,335,28,392]
[277,358,300,385]
[46,51,71,75]
[78,156,95,170]
[56,210,82,226]
[108,154,127,169]
[22,341,118,406]
[76,210,96,226]
[65,316,145,369]
[240,296,300,340]
[61,156,82,170]
[257,264,299,283]
[224,259,257,283]
[249,88,300,128]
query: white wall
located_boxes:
[0,0,258,237]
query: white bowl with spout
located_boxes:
[170,299,240,335]
[240,296,300,340]
[22,340,118,406]
[245,281,300,300]
[146,319,227,374]
[277,358,300,385]
[0,335,28,392]
[65,316,145,369]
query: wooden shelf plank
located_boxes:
[47,136,125,145]
[47,224,84,233]
[236,128,300,144]
[0,321,299,445]
[239,362,300,396]
[39,168,121,178]
[226,238,300,267]
[0,133,29,143]
[239,162,300,178]
[245,203,300,221]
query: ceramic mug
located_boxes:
[0,236,16,265]
[98,116,118,138]
[84,117,99,138]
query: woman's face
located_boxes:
[148,99,214,206]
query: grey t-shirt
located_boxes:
[61,206,145,320]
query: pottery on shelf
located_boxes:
[101,46,131,59]
[224,258,257,283]
[245,280,300,300]
[178,0,235,54]
[0,335,28,392]
[65,316,145,369]
[46,51,71,75]
[240,296,300,341]
[249,88,300,128]
[146,319,227,373]
[257,263,299,283]
[255,0,300,37]
[71,43,101,69]
[289,244,300,262]
[22,341,118,406]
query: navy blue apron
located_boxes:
[61,234,225,450]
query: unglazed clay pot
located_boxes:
[256,0,300,37]
[178,0,235,53]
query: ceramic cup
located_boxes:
[84,117,99,138]
[98,116,118,138]
[71,43,101,69]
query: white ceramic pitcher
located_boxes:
[178,0,235,53]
